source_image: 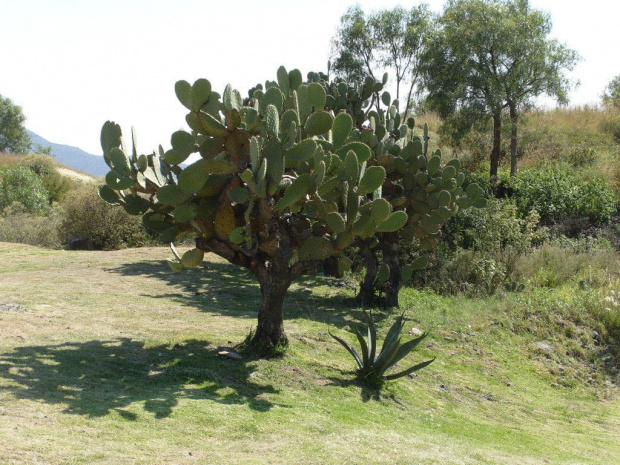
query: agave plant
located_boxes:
[330,311,434,387]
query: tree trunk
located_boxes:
[356,240,378,305]
[356,233,401,308]
[251,263,292,349]
[381,232,401,308]
[509,104,518,177]
[490,112,502,184]
[322,256,342,278]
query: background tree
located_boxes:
[0,94,32,154]
[330,4,434,116]
[602,75,620,111]
[422,0,578,180]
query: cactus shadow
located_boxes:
[107,259,366,328]
[0,338,282,418]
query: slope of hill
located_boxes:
[27,130,109,177]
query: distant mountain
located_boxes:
[27,130,109,177]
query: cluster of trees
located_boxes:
[330,0,579,181]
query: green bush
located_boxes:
[0,203,63,248]
[506,166,618,224]
[21,154,74,204]
[404,198,543,294]
[60,185,152,250]
[0,165,50,215]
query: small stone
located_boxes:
[0,303,21,312]
[218,348,243,361]
[533,341,554,353]
[409,327,424,337]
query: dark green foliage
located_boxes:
[0,165,49,215]
[330,311,434,388]
[506,167,618,224]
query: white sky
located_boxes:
[1,0,618,155]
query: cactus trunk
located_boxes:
[251,261,292,349]
[381,232,401,308]
[356,240,379,305]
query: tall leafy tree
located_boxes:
[0,94,32,154]
[330,5,434,116]
[422,0,579,179]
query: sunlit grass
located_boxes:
[0,243,618,464]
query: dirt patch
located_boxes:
[56,167,96,183]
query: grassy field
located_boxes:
[0,242,618,464]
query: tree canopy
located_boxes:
[330,5,434,117]
[0,94,32,154]
[422,0,579,179]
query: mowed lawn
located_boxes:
[0,242,618,464]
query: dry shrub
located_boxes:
[0,203,63,248]
[60,184,152,250]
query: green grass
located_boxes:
[0,242,618,464]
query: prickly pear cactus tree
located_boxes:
[337,91,487,307]
[99,67,404,349]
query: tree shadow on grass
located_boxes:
[105,259,374,329]
[0,338,284,419]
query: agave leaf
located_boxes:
[379,313,405,358]
[353,327,369,368]
[363,311,377,363]
[329,331,363,371]
[384,333,429,372]
[384,358,435,380]
[374,336,402,376]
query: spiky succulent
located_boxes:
[330,311,434,387]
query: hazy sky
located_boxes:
[1,0,618,156]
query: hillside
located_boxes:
[27,130,109,177]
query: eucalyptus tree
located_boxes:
[423,0,578,179]
[330,4,434,116]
